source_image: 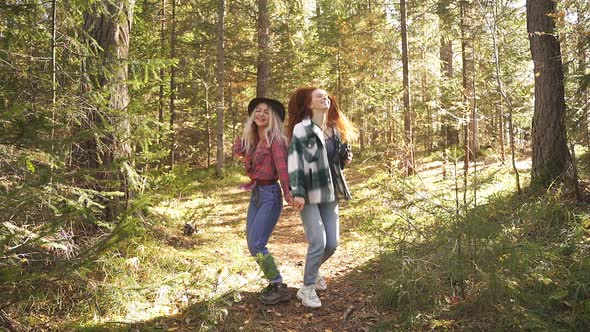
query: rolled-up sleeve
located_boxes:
[271,138,291,198]
[234,137,245,157]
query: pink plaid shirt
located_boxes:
[234,137,291,201]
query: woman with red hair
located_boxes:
[286,87,356,308]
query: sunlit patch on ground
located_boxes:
[78,156,590,331]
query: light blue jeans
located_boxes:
[246,183,283,283]
[300,200,339,286]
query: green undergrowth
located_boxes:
[10,163,264,331]
[10,151,590,331]
[348,152,590,331]
[75,164,263,331]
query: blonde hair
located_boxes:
[239,103,286,154]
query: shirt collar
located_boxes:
[302,117,325,145]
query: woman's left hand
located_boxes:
[292,196,305,211]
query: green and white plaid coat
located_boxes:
[288,117,351,204]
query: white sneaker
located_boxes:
[297,285,322,308]
[315,274,327,291]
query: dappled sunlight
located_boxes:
[73,155,590,331]
[79,177,275,328]
[151,195,218,223]
[82,165,393,331]
[5,0,588,329]
[344,158,590,330]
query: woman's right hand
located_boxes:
[292,196,305,211]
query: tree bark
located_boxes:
[169,0,176,167]
[460,0,475,167]
[359,102,366,151]
[498,98,505,163]
[256,0,270,97]
[78,0,135,220]
[50,0,57,183]
[420,10,432,153]
[486,0,520,192]
[459,0,473,206]
[216,0,225,176]
[401,0,415,175]
[526,0,571,187]
[158,0,166,144]
[438,0,453,178]
[206,81,212,168]
[51,0,57,107]
[577,2,589,146]
[229,82,235,163]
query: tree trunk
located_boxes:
[216,0,225,176]
[78,0,135,220]
[486,0,520,191]
[526,0,571,187]
[401,0,415,175]
[508,110,521,193]
[169,0,176,168]
[50,0,57,183]
[229,82,235,163]
[470,51,479,158]
[577,2,589,146]
[460,0,474,168]
[359,102,366,151]
[158,0,166,144]
[387,102,392,143]
[51,0,57,107]
[498,100,505,163]
[438,0,453,178]
[256,0,270,97]
[460,0,473,206]
[206,81,212,168]
[420,10,432,153]
[337,41,342,101]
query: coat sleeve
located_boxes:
[288,135,306,198]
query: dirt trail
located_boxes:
[217,173,389,332]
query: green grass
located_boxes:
[6,164,262,331]
[9,151,590,331]
[347,152,590,331]
[76,166,262,329]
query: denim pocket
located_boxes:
[257,184,282,205]
[258,183,280,196]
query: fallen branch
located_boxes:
[0,309,25,332]
[341,305,354,321]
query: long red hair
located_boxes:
[286,87,357,143]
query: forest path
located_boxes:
[141,157,531,331]
[214,168,390,332]
[208,158,528,331]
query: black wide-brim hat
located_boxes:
[248,97,286,122]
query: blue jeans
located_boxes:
[300,200,339,286]
[247,183,283,283]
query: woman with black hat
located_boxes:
[234,97,293,305]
